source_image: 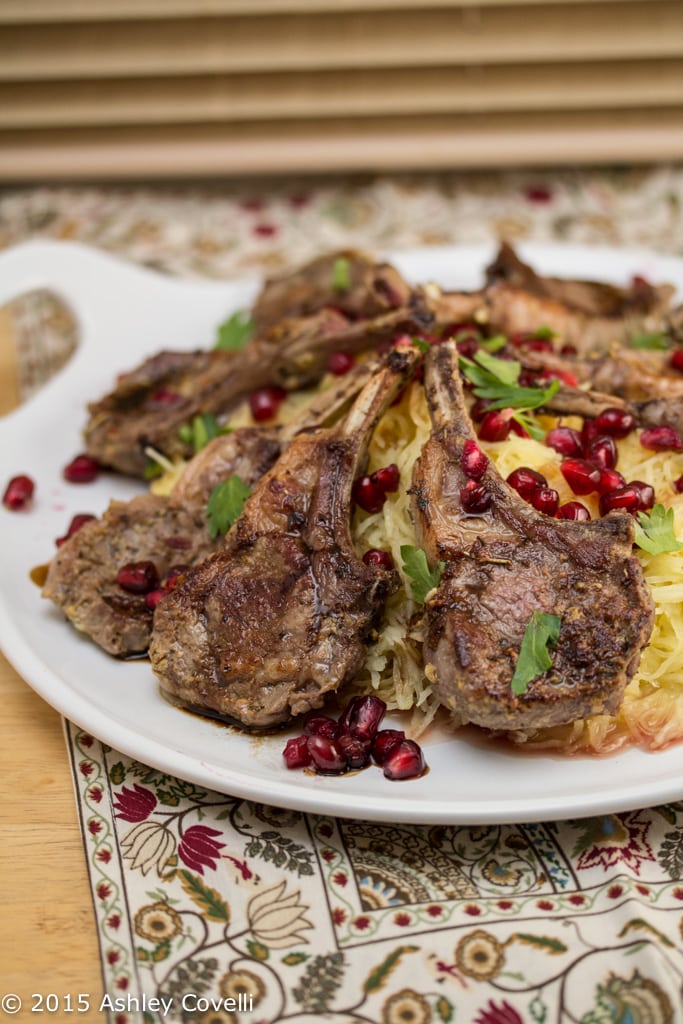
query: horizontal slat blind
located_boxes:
[1,1,682,181]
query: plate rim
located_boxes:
[2,237,683,825]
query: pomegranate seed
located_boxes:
[352,475,386,514]
[460,479,491,513]
[556,501,591,521]
[599,485,641,516]
[673,474,683,494]
[149,387,182,406]
[362,549,395,570]
[597,468,626,495]
[371,729,406,765]
[303,713,339,739]
[531,487,559,516]
[507,467,546,501]
[307,735,347,774]
[63,454,100,484]
[55,512,96,546]
[144,589,165,611]
[461,440,489,480]
[116,561,159,594]
[165,535,193,550]
[249,386,287,422]
[338,733,371,769]
[2,474,35,510]
[594,407,636,439]
[470,398,493,422]
[560,344,577,356]
[560,459,602,496]
[444,321,480,343]
[629,480,655,511]
[518,369,539,387]
[338,694,386,742]
[162,564,190,591]
[511,331,552,351]
[670,350,683,374]
[456,337,480,359]
[370,463,400,493]
[632,274,650,289]
[580,419,600,450]
[327,351,355,375]
[283,735,313,769]
[382,739,426,780]
[509,419,531,438]
[640,425,683,452]
[587,436,617,471]
[545,427,583,458]
[540,368,579,388]
[478,410,512,442]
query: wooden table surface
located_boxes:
[0,308,103,1021]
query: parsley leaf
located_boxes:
[510,611,562,696]
[633,503,683,556]
[178,413,231,454]
[459,348,559,440]
[530,325,556,340]
[411,337,431,354]
[206,476,251,538]
[331,256,352,292]
[215,310,254,351]
[630,331,670,351]
[400,545,445,604]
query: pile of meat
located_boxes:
[44,244,683,736]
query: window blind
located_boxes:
[0,0,681,180]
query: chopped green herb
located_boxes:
[331,256,352,292]
[531,325,556,340]
[510,611,562,696]
[215,310,254,351]
[144,461,164,480]
[479,334,507,353]
[400,545,445,604]
[411,337,431,354]
[206,476,251,539]
[459,348,559,441]
[633,503,683,556]
[178,413,231,454]
[630,331,670,351]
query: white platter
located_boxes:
[2,238,683,825]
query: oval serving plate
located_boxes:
[1,238,683,825]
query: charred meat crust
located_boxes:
[148,345,420,730]
[412,341,655,733]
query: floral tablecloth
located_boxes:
[3,167,683,1024]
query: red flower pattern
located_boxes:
[474,999,524,1024]
[464,904,481,916]
[353,916,370,930]
[177,825,225,874]
[427,905,442,917]
[96,883,111,901]
[332,908,346,925]
[96,850,112,864]
[89,786,103,803]
[333,871,348,886]
[107,950,120,965]
[107,914,121,930]
[88,820,102,836]
[79,761,94,778]
[113,784,157,823]
[394,913,411,926]
[115,978,129,991]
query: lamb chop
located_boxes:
[411,340,654,733]
[149,343,420,730]
[482,241,675,356]
[84,294,431,478]
[252,248,412,331]
[44,362,375,657]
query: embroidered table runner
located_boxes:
[3,169,683,1024]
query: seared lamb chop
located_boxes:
[149,344,420,730]
[44,362,374,657]
[411,341,654,733]
[252,248,412,331]
[482,242,675,356]
[85,294,431,478]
